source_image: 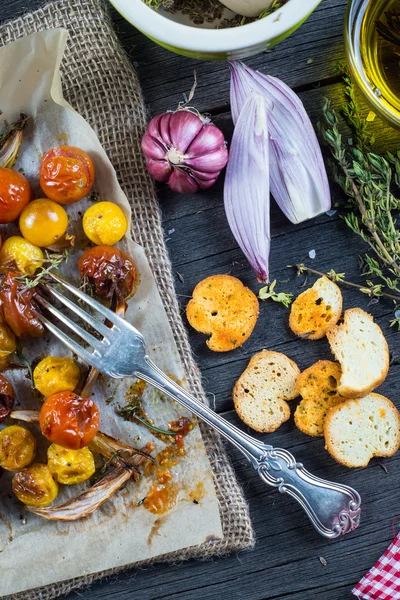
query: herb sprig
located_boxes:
[258,280,293,307]
[318,68,400,327]
[15,250,69,291]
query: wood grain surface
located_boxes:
[2,0,400,598]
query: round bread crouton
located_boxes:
[294,360,346,437]
[326,308,389,398]
[289,276,342,340]
[324,393,400,468]
[186,274,258,352]
[233,350,300,433]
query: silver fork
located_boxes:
[35,273,361,539]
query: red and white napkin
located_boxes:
[353,532,400,599]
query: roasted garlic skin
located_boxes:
[0,271,44,338]
[47,444,95,485]
[78,245,136,303]
[0,374,15,422]
[33,356,80,397]
[12,463,58,507]
[0,425,36,470]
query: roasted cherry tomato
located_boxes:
[19,198,68,248]
[0,236,44,276]
[78,246,136,303]
[0,375,14,423]
[40,146,95,204]
[0,272,44,338]
[47,443,95,484]
[12,463,58,507]
[0,322,16,359]
[0,168,31,224]
[33,356,80,397]
[82,201,127,246]
[0,425,36,470]
[39,391,100,450]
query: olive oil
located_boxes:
[360,0,400,117]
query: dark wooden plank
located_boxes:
[114,0,348,115]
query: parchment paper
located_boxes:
[0,29,222,598]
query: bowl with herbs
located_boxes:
[109,0,323,60]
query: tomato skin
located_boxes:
[0,168,31,223]
[39,391,100,449]
[78,245,136,301]
[19,198,68,247]
[0,374,15,423]
[40,146,95,204]
[0,271,44,338]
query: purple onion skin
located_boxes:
[142,109,228,194]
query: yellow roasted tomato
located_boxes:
[0,425,36,471]
[0,236,44,276]
[0,322,16,359]
[47,444,95,484]
[82,201,127,246]
[33,356,80,397]
[19,198,68,248]
[12,463,58,507]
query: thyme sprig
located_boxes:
[258,280,293,307]
[117,403,177,437]
[14,250,69,291]
[318,69,400,328]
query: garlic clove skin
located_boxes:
[169,111,203,153]
[168,169,199,194]
[218,0,275,17]
[186,124,226,157]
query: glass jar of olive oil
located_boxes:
[345,0,400,128]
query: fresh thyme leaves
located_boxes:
[143,0,286,27]
[319,68,400,327]
[14,250,69,290]
[15,350,33,384]
[258,280,293,307]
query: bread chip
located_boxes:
[233,350,300,433]
[294,360,346,437]
[324,393,400,468]
[326,308,389,398]
[186,275,258,352]
[289,276,342,340]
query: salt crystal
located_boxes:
[308,249,316,259]
[326,209,337,217]
[167,228,175,235]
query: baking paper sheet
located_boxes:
[0,30,222,597]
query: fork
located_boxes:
[35,273,361,539]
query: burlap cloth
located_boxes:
[0,0,255,598]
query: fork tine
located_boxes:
[43,285,113,340]
[36,294,109,351]
[47,273,125,329]
[37,312,104,371]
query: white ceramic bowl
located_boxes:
[110,0,323,60]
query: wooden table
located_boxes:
[4,0,400,598]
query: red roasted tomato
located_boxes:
[0,168,31,223]
[39,391,100,450]
[0,271,44,338]
[39,146,95,204]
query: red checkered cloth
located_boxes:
[353,532,400,599]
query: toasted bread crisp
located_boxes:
[186,275,259,352]
[326,308,389,398]
[294,360,346,437]
[324,393,400,468]
[289,276,342,340]
[233,350,300,433]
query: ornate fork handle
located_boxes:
[136,358,361,539]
